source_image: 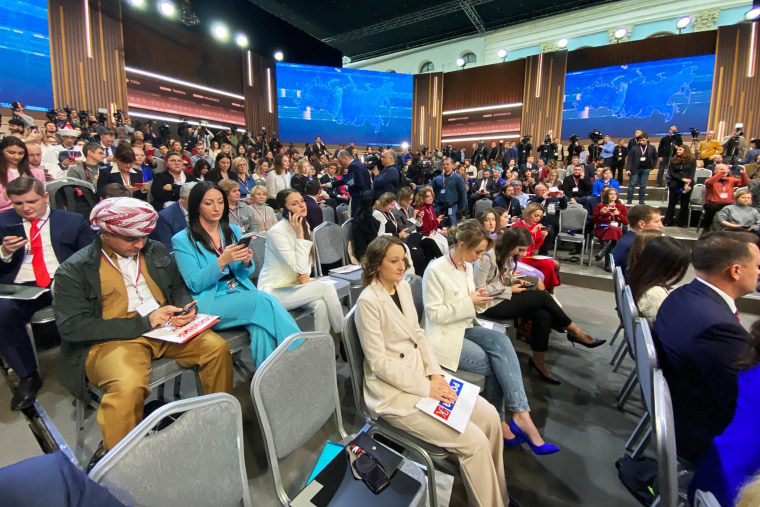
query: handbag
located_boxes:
[347,433,402,494]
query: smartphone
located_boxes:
[2,223,26,239]
[522,281,537,288]
[484,289,505,297]
[237,233,257,248]
[147,148,155,157]
[132,182,144,187]
[281,208,290,219]
[173,301,197,317]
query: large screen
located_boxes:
[276,62,413,146]
[561,54,716,139]
[0,0,53,111]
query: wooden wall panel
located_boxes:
[709,23,760,141]
[243,52,278,136]
[521,51,568,153]
[48,0,127,114]
[441,61,525,112]
[411,73,443,152]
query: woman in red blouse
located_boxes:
[413,185,448,255]
[513,202,561,292]
[591,186,629,271]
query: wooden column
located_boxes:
[48,0,127,114]
[242,51,278,134]
[411,73,443,151]
[521,51,568,154]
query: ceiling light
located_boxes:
[746,7,760,20]
[128,0,145,6]
[456,57,466,68]
[676,15,692,30]
[401,142,409,150]
[557,38,569,48]
[614,27,628,39]
[274,51,284,61]
[212,23,229,41]
[158,0,175,17]
[497,49,507,60]
[235,34,248,48]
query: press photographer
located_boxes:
[488,140,507,165]
[536,135,558,163]
[587,129,604,162]
[516,134,532,165]
[722,123,748,165]
[10,102,35,128]
[566,134,583,164]
[655,125,683,186]
[470,141,485,166]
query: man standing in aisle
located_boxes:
[338,150,371,217]
[431,157,467,226]
[656,126,683,186]
[626,134,658,205]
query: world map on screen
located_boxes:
[561,54,715,138]
[276,62,412,146]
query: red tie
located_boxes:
[735,310,741,323]
[29,220,51,288]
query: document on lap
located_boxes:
[415,374,478,433]
[0,284,49,300]
[143,313,220,344]
[329,265,362,274]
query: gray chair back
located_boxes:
[90,393,250,507]
[312,222,346,275]
[652,369,678,507]
[342,308,374,422]
[693,490,720,507]
[613,266,625,321]
[405,274,424,323]
[558,204,587,234]
[694,168,712,184]
[473,198,493,216]
[341,218,354,261]
[250,235,267,282]
[321,205,336,223]
[153,157,165,173]
[557,168,566,180]
[690,183,706,205]
[336,203,349,225]
[634,317,659,416]
[250,332,346,505]
[621,285,638,358]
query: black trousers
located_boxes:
[0,291,52,378]
[481,290,572,352]
[701,202,727,231]
[665,184,691,227]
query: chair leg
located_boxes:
[631,427,651,459]
[173,376,182,399]
[609,323,622,347]
[612,343,629,372]
[610,340,627,366]
[157,384,166,401]
[194,369,204,396]
[625,413,649,452]
[617,373,638,410]
[75,398,86,458]
[617,369,638,401]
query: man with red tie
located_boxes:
[0,177,94,410]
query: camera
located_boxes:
[364,150,379,169]
[588,129,603,142]
[521,134,532,143]
[689,127,700,139]
[569,134,580,143]
[46,109,58,122]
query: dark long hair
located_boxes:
[629,236,690,302]
[0,137,31,186]
[186,181,235,255]
[495,226,532,280]
[276,188,311,241]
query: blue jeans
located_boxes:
[435,203,459,227]
[458,326,530,419]
[627,169,651,203]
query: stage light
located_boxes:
[401,142,409,150]
[746,7,760,20]
[557,38,569,48]
[128,0,145,6]
[614,27,628,39]
[212,23,229,41]
[497,49,507,61]
[235,33,248,48]
[274,51,284,61]
[456,57,466,68]
[158,0,175,17]
[676,15,692,31]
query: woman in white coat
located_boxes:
[257,188,344,336]
[355,236,512,507]
[423,220,559,455]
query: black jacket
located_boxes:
[658,133,683,158]
[150,171,198,211]
[668,159,696,189]
[562,174,592,198]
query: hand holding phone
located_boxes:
[173,300,197,316]
[483,289,505,297]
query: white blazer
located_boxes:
[422,255,488,371]
[257,218,313,292]
[356,279,444,418]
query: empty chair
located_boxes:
[615,286,641,410]
[652,369,681,507]
[694,168,712,185]
[89,393,251,507]
[249,235,267,284]
[336,203,349,225]
[625,317,659,458]
[689,183,706,228]
[321,205,335,223]
[312,222,346,276]
[473,198,493,217]
[553,205,587,259]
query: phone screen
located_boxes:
[3,224,26,239]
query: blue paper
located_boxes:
[306,441,345,485]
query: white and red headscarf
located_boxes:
[90,197,158,236]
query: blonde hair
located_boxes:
[296,157,311,175]
[522,202,544,219]
[376,192,396,210]
[735,188,752,201]
[252,185,269,199]
[217,179,238,194]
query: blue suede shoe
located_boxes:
[508,419,560,455]
[504,435,523,447]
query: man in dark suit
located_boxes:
[150,181,196,251]
[654,231,759,464]
[610,204,662,273]
[337,150,371,217]
[0,177,95,410]
[304,180,324,231]
[372,150,400,199]
[626,133,658,205]
[468,168,499,215]
[493,184,522,221]
[656,125,683,186]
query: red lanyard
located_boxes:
[252,205,269,232]
[229,207,240,222]
[448,252,464,271]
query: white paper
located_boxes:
[415,374,478,433]
[329,264,362,274]
[143,313,219,343]
[528,255,553,260]
[476,319,494,330]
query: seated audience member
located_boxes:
[303,180,324,231]
[491,207,510,235]
[231,156,255,202]
[0,177,94,410]
[703,163,750,231]
[26,141,63,181]
[625,229,664,278]
[131,147,152,183]
[468,167,499,215]
[664,145,696,227]
[96,145,146,201]
[0,137,45,212]
[150,151,198,211]
[529,184,568,254]
[67,142,103,184]
[171,182,299,367]
[252,159,269,186]
[150,182,196,251]
[189,142,213,168]
[413,186,448,255]
[355,236,510,506]
[629,236,690,328]
[393,187,419,232]
[512,181,530,208]
[266,153,292,200]
[257,188,343,336]
[218,179,257,234]
[654,231,758,464]
[53,197,233,465]
[591,187,628,271]
[206,153,232,183]
[477,208,500,239]
[373,192,409,239]
[611,204,662,271]
[493,184,522,221]
[514,203,562,292]
[562,163,592,204]
[475,227,602,384]
[98,183,131,200]
[689,320,760,506]
[249,185,278,233]
[423,220,559,455]
[591,168,620,196]
[717,188,760,236]
[192,158,211,182]
[541,168,561,188]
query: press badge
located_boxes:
[610,221,619,228]
[22,254,34,264]
[572,187,579,193]
[640,156,646,161]
[720,192,728,199]
[227,278,240,291]
[136,297,160,317]
[440,189,446,195]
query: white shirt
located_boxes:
[696,277,737,315]
[479,178,488,192]
[1,207,59,284]
[110,252,154,313]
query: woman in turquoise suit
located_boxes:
[172,181,300,366]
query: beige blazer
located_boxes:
[355,279,444,418]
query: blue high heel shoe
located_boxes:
[508,419,560,455]
[504,435,522,447]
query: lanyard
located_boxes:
[101,250,144,302]
[29,213,51,243]
[448,252,464,271]
[229,207,240,222]
[384,211,397,229]
[120,172,131,186]
[252,205,269,231]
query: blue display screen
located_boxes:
[561,54,716,138]
[0,0,53,111]
[276,62,413,147]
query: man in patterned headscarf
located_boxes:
[53,197,233,470]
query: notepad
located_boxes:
[143,314,219,343]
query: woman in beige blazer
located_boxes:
[355,236,511,507]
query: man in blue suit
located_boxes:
[150,182,196,251]
[371,150,400,199]
[0,177,94,410]
[611,204,662,273]
[654,231,759,464]
[338,150,371,217]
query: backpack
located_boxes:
[52,183,97,220]
[616,455,659,506]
